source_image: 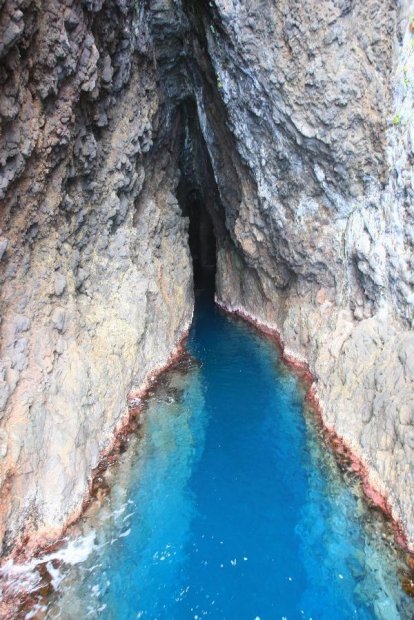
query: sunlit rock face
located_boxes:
[1,0,414,555]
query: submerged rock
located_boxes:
[401,574,414,598]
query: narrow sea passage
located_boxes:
[46,298,414,619]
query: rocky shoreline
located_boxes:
[216,297,411,553]
[2,297,414,618]
[0,325,193,618]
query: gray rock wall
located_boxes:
[197,0,414,547]
[0,0,193,555]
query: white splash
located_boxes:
[0,530,97,600]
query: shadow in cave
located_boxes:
[181,188,217,296]
[176,98,223,299]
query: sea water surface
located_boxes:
[21,298,414,618]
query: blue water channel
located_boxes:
[46,297,414,619]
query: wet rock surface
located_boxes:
[1,0,414,557]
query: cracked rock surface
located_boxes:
[0,0,193,554]
[206,0,414,547]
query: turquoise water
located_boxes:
[43,298,413,619]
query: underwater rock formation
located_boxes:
[0,0,414,554]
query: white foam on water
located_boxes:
[112,504,127,519]
[24,602,47,619]
[0,530,97,604]
[0,557,42,596]
[46,560,64,591]
[43,530,97,566]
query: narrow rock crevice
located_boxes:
[176,97,222,294]
[179,186,216,293]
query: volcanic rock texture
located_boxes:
[1,0,414,555]
[0,0,194,555]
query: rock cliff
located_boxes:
[200,0,414,548]
[0,0,194,555]
[1,0,414,556]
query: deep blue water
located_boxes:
[44,298,413,619]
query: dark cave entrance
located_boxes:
[176,98,222,297]
[181,188,217,293]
